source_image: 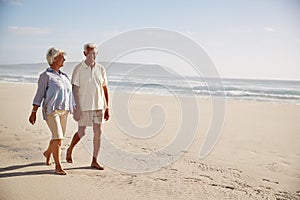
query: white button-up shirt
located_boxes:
[71,61,107,111]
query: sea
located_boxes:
[0,62,299,104]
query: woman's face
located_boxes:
[53,53,65,68]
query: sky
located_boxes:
[0,0,299,80]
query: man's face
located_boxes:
[85,47,98,62]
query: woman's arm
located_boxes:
[29,72,48,125]
[29,104,39,125]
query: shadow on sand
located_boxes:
[0,162,93,178]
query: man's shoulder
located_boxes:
[96,63,106,71]
[74,61,84,69]
[72,61,84,74]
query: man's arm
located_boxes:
[103,86,109,108]
[103,85,109,121]
[73,85,81,121]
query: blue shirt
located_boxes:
[33,68,74,120]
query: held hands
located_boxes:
[73,108,81,121]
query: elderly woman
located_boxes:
[29,47,74,175]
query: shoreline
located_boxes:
[0,81,299,105]
[0,82,299,199]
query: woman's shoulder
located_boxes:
[39,68,51,77]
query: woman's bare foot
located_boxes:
[43,151,51,165]
[66,148,73,163]
[91,162,104,170]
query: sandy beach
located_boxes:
[0,82,299,199]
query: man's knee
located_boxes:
[52,139,62,146]
[78,126,86,137]
[93,124,102,137]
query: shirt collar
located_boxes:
[82,61,89,68]
[47,67,66,76]
[82,60,96,68]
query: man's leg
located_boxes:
[66,126,86,163]
[91,123,104,170]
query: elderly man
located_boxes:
[66,43,109,170]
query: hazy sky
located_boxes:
[0,0,299,80]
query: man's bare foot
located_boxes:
[55,169,67,175]
[66,148,73,163]
[43,151,51,165]
[55,165,67,175]
[91,162,104,170]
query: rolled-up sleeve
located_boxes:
[101,66,107,86]
[33,73,48,106]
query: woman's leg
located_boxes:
[43,140,52,165]
[51,139,66,175]
[46,110,67,175]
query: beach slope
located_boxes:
[0,83,299,199]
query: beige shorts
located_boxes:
[46,110,69,139]
[78,110,103,127]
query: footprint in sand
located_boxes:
[280,161,291,166]
[262,178,279,184]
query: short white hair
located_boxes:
[46,47,65,65]
[83,43,97,53]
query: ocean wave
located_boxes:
[108,76,300,103]
[1,66,299,103]
[0,74,38,83]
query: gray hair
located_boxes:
[46,47,65,65]
[83,43,97,54]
